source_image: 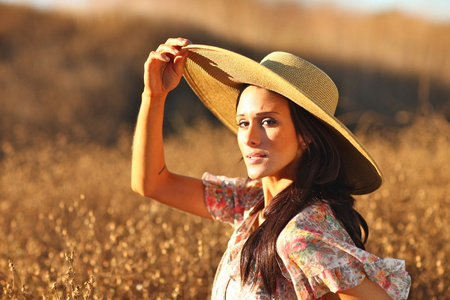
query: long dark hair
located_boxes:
[239,96,369,295]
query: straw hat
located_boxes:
[182,44,383,194]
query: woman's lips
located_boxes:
[245,153,267,164]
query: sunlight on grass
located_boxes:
[1,117,449,298]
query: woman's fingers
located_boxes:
[145,37,189,64]
[155,44,180,60]
[143,38,192,96]
[154,38,191,61]
[147,37,191,66]
[164,37,192,48]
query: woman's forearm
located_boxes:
[131,92,167,197]
[131,90,209,218]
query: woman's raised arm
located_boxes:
[131,38,211,218]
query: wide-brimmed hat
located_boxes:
[182,44,383,194]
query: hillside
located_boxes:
[1,1,449,147]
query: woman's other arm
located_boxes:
[131,37,210,218]
[327,277,392,300]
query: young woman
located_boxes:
[131,38,411,299]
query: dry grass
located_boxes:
[1,117,449,299]
[355,115,450,299]
[0,123,241,299]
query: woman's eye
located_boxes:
[262,118,277,126]
[237,120,249,128]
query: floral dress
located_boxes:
[203,173,411,300]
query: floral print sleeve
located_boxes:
[202,172,263,227]
[277,202,411,300]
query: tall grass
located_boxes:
[1,117,449,298]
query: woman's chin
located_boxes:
[246,171,264,180]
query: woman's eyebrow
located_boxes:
[236,111,280,117]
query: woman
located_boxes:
[131,38,411,299]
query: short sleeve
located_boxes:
[202,172,263,226]
[277,203,411,300]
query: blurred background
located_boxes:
[0,0,449,298]
[1,0,449,144]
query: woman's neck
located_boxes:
[261,177,294,206]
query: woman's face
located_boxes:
[236,85,306,181]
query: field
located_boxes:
[0,1,449,299]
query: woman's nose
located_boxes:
[243,123,260,146]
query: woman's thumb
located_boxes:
[173,53,187,77]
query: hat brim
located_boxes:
[183,44,383,194]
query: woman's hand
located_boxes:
[143,37,191,99]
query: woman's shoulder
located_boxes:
[277,201,351,248]
[202,172,262,190]
[285,201,338,228]
[277,201,411,299]
[202,172,263,224]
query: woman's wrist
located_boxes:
[141,90,167,109]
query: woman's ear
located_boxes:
[297,134,309,151]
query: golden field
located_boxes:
[1,118,449,299]
[0,1,449,299]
